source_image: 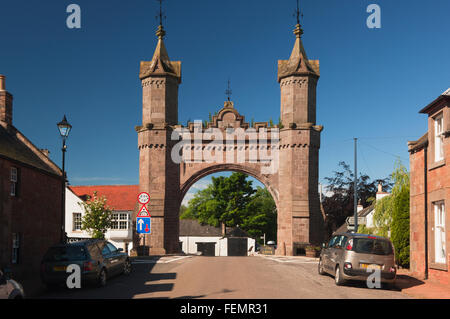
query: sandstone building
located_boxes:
[409,88,450,284]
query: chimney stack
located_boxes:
[357,199,363,213]
[0,75,13,126]
[40,149,50,157]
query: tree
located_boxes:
[322,161,392,239]
[241,187,277,243]
[181,172,255,227]
[181,173,277,241]
[80,191,113,239]
[372,160,410,267]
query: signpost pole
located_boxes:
[354,138,358,233]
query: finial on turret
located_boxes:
[225,78,232,102]
[155,0,166,39]
[293,0,304,38]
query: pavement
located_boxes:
[395,269,450,299]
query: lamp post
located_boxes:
[57,115,72,243]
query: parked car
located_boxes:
[40,239,132,289]
[318,233,396,288]
[0,268,25,299]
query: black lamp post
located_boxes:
[57,115,72,243]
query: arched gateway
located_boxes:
[134,21,324,256]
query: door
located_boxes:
[196,243,216,256]
[99,242,113,276]
[106,242,123,275]
[323,235,338,272]
[227,238,248,256]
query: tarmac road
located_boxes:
[37,255,410,299]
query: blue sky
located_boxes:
[1,0,449,201]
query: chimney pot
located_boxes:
[0,75,5,91]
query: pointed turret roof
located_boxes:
[139,24,181,81]
[278,23,320,82]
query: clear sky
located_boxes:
[0,0,449,196]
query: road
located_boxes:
[37,255,410,299]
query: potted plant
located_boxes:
[305,245,321,257]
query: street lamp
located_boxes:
[57,115,72,243]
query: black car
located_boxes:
[40,239,132,289]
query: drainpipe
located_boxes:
[424,145,429,280]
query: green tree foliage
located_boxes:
[242,187,277,242]
[322,161,392,239]
[372,160,410,267]
[181,173,277,242]
[80,192,113,239]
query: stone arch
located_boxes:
[179,163,279,207]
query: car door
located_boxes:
[327,235,344,271]
[322,236,338,272]
[106,242,122,275]
[99,242,113,276]
[334,235,348,266]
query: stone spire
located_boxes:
[139,22,181,82]
[277,12,320,81]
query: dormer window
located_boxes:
[435,114,444,161]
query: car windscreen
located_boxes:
[353,238,393,255]
[43,246,87,262]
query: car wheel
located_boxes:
[318,258,326,275]
[97,269,107,287]
[335,265,345,286]
[123,259,132,276]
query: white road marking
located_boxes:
[132,256,192,264]
[259,255,318,264]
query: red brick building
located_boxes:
[409,88,450,284]
[0,75,63,286]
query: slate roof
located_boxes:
[0,124,61,176]
[419,88,450,114]
[179,219,250,238]
[70,185,139,211]
[179,219,223,237]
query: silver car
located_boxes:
[0,269,25,299]
[318,233,397,288]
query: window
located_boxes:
[101,244,111,256]
[434,202,446,264]
[73,213,82,231]
[111,212,130,230]
[10,167,18,197]
[12,233,20,264]
[106,242,118,253]
[435,114,444,161]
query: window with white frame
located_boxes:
[111,213,130,230]
[10,167,18,196]
[73,213,82,231]
[434,114,444,161]
[434,201,446,264]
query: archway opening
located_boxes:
[179,171,277,256]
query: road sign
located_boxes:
[137,217,151,234]
[137,205,150,217]
[138,192,150,205]
[346,216,365,226]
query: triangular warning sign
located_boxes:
[137,205,150,217]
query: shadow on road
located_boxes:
[36,256,181,299]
